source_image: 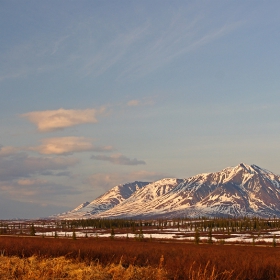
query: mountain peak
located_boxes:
[239,162,250,168]
[236,163,272,175]
[238,163,255,173]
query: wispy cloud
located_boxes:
[126,97,155,107]
[0,32,74,82]
[116,18,244,81]
[91,154,146,165]
[127,100,141,107]
[0,6,244,83]
[22,107,105,132]
[50,35,70,55]
[30,137,113,155]
[82,23,150,77]
[78,10,244,81]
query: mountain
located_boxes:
[56,164,280,219]
[55,181,150,219]
[150,163,280,218]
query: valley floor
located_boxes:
[2,217,280,246]
[1,218,280,279]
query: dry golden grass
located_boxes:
[0,255,234,280]
[0,255,169,280]
[188,261,233,280]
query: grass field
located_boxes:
[1,236,280,279]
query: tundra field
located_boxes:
[1,217,280,279]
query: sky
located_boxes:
[1,1,280,219]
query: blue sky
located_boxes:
[1,1,280,218]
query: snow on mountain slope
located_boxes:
[55,181,149,219]
[96,178,183,218]
[196,163,280,217]
[72,202,90,212]
[158,163,280,218]
[55,163,280,219]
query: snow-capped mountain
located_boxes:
[56,164,280,219]
[55,181,150,219]
[150,163,280,218]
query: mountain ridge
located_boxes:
[55,163,280,219]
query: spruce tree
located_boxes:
[110,227,115,239]
[72,230,77,240]
[194,229,200,245]
[273,235,277,247]
[30,224,36,236]
[208,227,213,244]
[139,227,144,241]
